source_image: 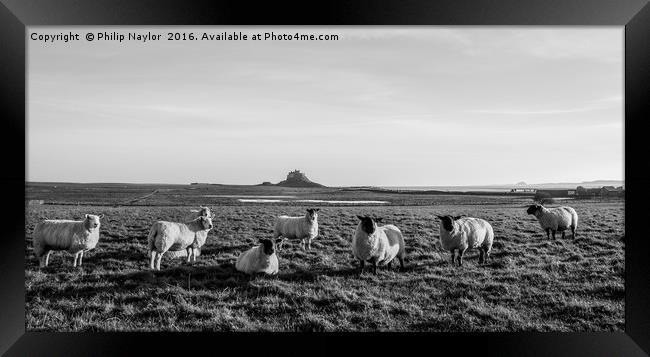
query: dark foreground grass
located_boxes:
[25,199,624,331]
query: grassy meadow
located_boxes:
[24,184,624,331]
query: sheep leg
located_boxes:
[457,249,466,266]
[73,252,79,267]
[149,251,156,269]
[359,260,365,274]
[192,249,197,262]
[186,247,193,263]
[79,251,84,266]
[398,256,405,271]
[552,230,557,240]
[546,229,550,240]
[561,231,566,239]
[307,239,312,250]
[369,257,378,274]
[450,250,456,265]
[155,252,164,270]
[44,251,52,267]
[479,249,485,265]
[571,226,577,238]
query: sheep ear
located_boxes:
[436,215,444,220]
[375,217,383,223]
[356,215,364,221]
[314,208,320,212]
[84,214,90,219]
[453,215,463,220]
[99,214,105,219]
[190,209,199,213]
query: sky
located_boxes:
[27,27,623,186]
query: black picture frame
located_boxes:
[2,0,649,355]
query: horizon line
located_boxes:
[25,179,625,187]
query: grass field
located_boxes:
[25,184,624,331]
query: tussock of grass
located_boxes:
[25,199,624,331]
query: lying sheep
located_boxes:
[526,204,578,239]
[437,215,494,266]
[352,216,406,274]
[32,214,104,268]
[147,215,213,270]
[274,208,319,250]
[235,238,282,275]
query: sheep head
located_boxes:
[198,215,213,230]
[83,214,102,230]
[526,204,542,215]
[259,238,283,255]
[356,215,382,235]
[436,215,462,232]
[306,208,319,221]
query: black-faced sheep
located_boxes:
[352,216,406,274]
[437,215,494,266]
[235,238,282,275]
[526,204,578,239]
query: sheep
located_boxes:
[235,238,282,275]
[273,208,319,250]
[437,215,494,267]
[32,214,104,268]
[147,215,213,270]
[352,216,406,274]
[526,204,578,239]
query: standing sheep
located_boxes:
[235,238,283,275]
[32,214,104,268]
[437,215,494,267]
[274,208,319,250]
[147,215,213,270]
[352,216,406,274]
[526,204,578,239]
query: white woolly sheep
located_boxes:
[352,216,406,274]
[526,204,578,239]
[147,215,213,270]
[32,214,104,268]
[273,208,319,250]
[235,238,282,275]
[437,215,494,267]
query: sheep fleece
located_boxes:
[274,216,318,240]
[352,224,405,265]
[535,206,578,231]
[148,221,208,253]
[439,217,494,252]
[235,246,279,275]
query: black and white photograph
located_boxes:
[25,26,624,332]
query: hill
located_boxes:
[274,170,326,188]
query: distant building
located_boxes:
[510,188,536,193]
[535,189,574,199]
[601,186,624,197]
